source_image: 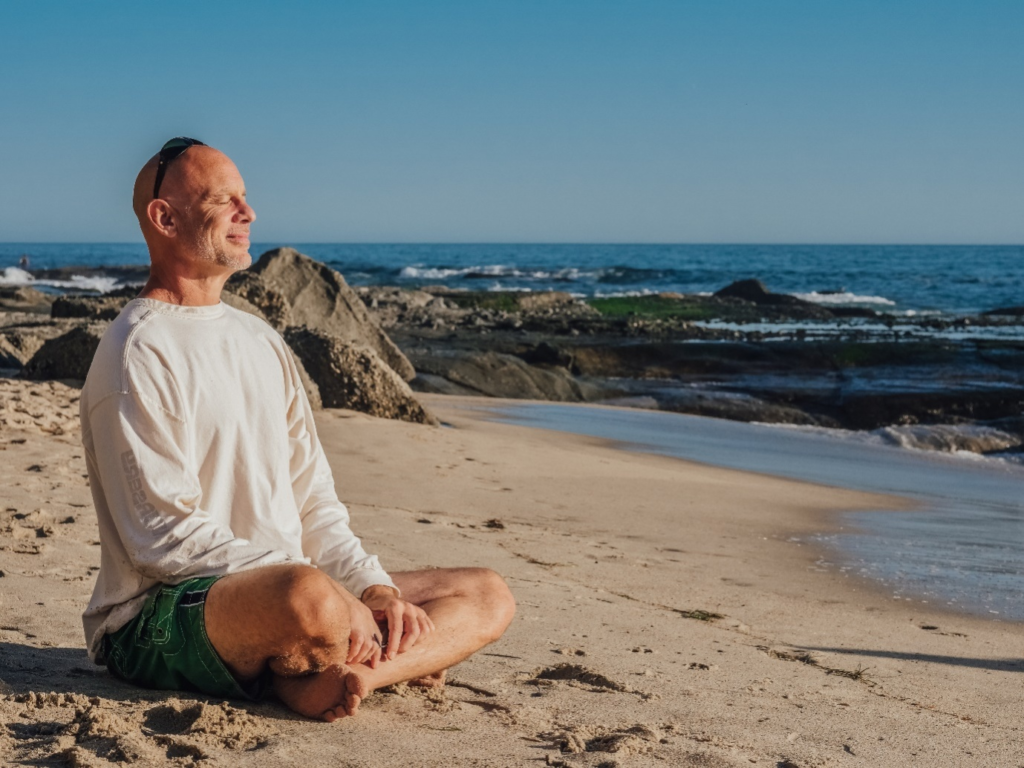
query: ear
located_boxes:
[146,199,178,238]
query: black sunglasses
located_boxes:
[153,136,207,199]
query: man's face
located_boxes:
[165,148,256,273]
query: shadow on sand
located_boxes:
[0,642,296,720]
[805,646,1024,673]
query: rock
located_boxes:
[517,341,574,369]
[658,389,834,427]
[410,351,586,402]
[227,248,415,381]
[981,306,1024,317]
[410,373,481,397]
[51,295,131,320]
[0,286,53,313]
[713,278,774,302]
[0,329,47,369]
[284,327,436,425]
[517,292,575,311]
[22,323,109,381]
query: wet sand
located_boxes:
[1,382,1021,766]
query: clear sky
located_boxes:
[1,0,1022,243]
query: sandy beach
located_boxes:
[1,381,1022,767]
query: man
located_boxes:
[80,137,516,721]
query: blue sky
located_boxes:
[1,1,1022,243]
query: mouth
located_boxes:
[226,232,250,246]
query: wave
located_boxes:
[0,266,120,294]
[396,264,667,285]
[400,264,585,281]
[763,421,1022,461]
[794,290,896,307]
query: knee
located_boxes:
[467,568,516,643]
[277,566,350,644]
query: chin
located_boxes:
[218,247,252,271]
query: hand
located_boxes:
[344,593,384,669]
[361,585,435,661]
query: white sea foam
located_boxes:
[0,266,120,293]
[794,290,896,306]
[399,264,590,281]
[759,421,1021,460]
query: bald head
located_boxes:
[133,144,237,226]
[133,142,256,284]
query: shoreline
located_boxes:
[2,382,1023,765]
[459,396,1024,624]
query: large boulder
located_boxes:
[284,327,436,425]
[22,323,109,381]
[227,248,416,381]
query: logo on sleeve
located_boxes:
[121,450,159,519]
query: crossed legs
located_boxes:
[204,564,516,720]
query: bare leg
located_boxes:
[204,564,515,721]
[204,564,363,719]
[311,568,516,721]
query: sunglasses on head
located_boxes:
[153,136,206,199]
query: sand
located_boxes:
[1,381,1021,767]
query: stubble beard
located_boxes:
[183,221,251,272]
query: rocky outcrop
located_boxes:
[22,323,109,381]
[227,248,415,381]
[284,327,436,425]
[713,279,831,318]
[0,328,49,369]
[409,350,589,402]
[982,306,1024,317]
[0,286,53,314]
[51,294,131,320]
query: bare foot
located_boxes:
[274,664,372,721]
[407,669,447,689]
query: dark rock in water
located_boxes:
[51,295,131,320]
[713,279,833,317]
[284,327,436,425]
[714,279,774,302]
[410,350,587,402]
[829,306,879,318]
[982,306,1024,317]
[658,389,837,427]
[23,323,109,381]
[228,248,416,381]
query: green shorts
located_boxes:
[103,576,268,701]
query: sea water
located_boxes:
[2,242,1023,317]
[491,403,1024,622]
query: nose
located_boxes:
[235,200,256,224]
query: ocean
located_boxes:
[2,242,1023,318]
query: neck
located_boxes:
[139,257,233,306]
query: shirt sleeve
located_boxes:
[85,379,301,583]
[282,348,398,598]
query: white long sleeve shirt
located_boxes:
[80,298,395,662]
